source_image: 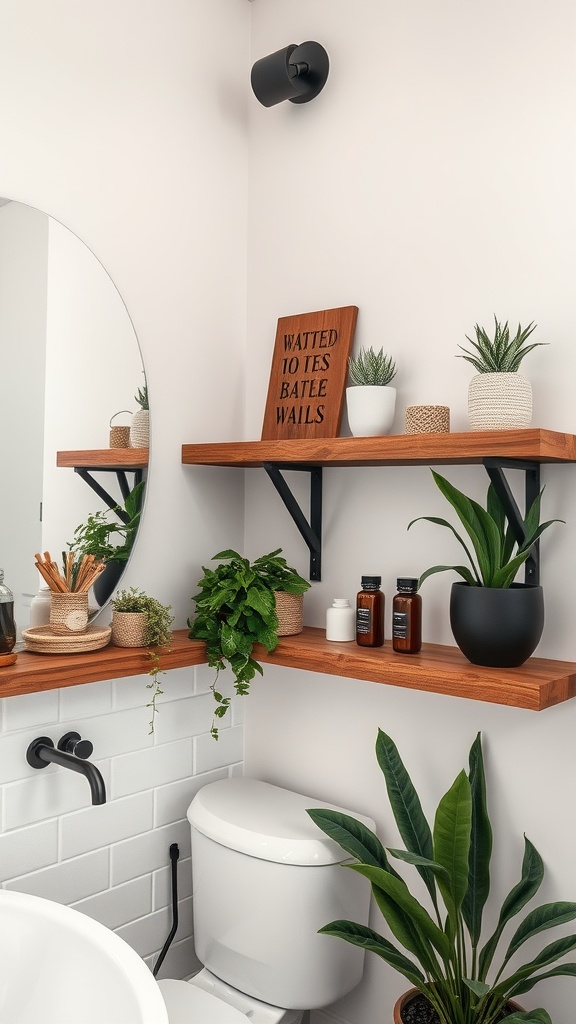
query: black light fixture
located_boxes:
[251,41,329,107]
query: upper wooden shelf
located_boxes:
[181,429,576,469]
[57,449,148,470]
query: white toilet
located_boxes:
[157,777,375,1024]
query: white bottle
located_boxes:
[29,586,52,628]
[326,598,356,641]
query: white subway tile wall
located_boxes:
[0,667,243,980]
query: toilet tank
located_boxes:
[188,778,375,1011]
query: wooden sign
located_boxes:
[261,305,358,440]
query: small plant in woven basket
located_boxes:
[188,548,310,738]
[348,346,397,386]
[457,317,547,373]
[111,587,173,732]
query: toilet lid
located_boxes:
[157,979,248,1024]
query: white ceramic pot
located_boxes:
[467,372,532,431]
[346,385,396,437]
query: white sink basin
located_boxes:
[0,891,169,1024]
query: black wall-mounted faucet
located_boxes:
[26,731,106,805]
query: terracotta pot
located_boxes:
[393,988,525,1023]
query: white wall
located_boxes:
[244,3,576,1023]
[0,0,250,978]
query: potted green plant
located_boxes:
[111,587,174,732]
[407,470,563,666]
[68,480,145,606]
[130,380,149,448]
[308,730,576,1024]
[457,317,547,430]
[346,346,397,437]
[188,548,310,738]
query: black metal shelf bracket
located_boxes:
[74,468,144,524]
[263,462,322,581]
[482,458,541,585]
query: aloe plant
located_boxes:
[407,470,563,588]
[348,346,397,386]
[457,317,547,374]
[307,731,576,1024]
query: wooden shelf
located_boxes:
[182,429,576,469]
[57,449,148,470]
[2,627,576,711]
[257,627,576,712]
[0,630,205,699]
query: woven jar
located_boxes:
[112,611,148,647]
[274,592,304,636]
[405,405,450,434]
[130,409,150,448]
[109,410,132,449]
[50,592,89,634]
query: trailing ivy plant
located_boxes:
[308,731,576,1024]
[188,548,310,738]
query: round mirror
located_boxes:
[0,199,147,635]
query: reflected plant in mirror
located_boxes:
[0,198,147,632]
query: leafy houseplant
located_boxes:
[308,730,576,1024]
[407,470,563,666]
[188,548,310,738]
[111,587,174,732]
[457,317,547,430]
[346,346,398,437]
[68,481,145,606]
[130,379,149,448]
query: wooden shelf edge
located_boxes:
[255,627,576,711]
[181,429,576,469]
[57,449,149,469]
[2,626,576,712]
[0,629,204,698]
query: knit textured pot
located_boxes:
[467,372,532,430]
[130,408,149,448]
[274,591,303,636]
[450,581,544,668]
[112,610,147,647]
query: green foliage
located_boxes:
[407,471,563,588]
[111,586,173,733]
[348,346,397,386]
[135,382,149,409]
[457,318,547,374]
[188,548,310,738]
[308,731,576,1024]
[68,481,145,567]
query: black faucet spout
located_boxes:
[26,736,106,805]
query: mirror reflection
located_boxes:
[0,199,146,635]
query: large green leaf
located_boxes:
[349,863,451,962]
[430,471,502,586]
[433,770,472,915]
[479,837,544,980]
[318,920,426,989]
[508,963,576,998]
[505,1011,552,1024]
[504,901,576,962]
[462,734,493,948]
[369,878,444,978]
[306,808,393,870]
[408,515,482,584]
[375,731,437,904]
[491,933,576,1000]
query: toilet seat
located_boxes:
[157,979,248,1024]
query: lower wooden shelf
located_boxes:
[2,627,575,711]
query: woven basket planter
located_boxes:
[468,372,532,430]
[112,610,148,647]
[130,409,150,448]
[274,591,304,636]
[49,592,89,634]
[109,410,132,449]
[405,404,450,434]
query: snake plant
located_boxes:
[308,731,576,1024]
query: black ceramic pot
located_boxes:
[449,581,544,668]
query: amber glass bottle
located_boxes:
[392,577,422,654]
[356,576,384,647]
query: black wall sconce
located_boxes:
[251,41,329,107]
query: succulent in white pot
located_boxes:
[346,346,397,436]
[457,318,547,431]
